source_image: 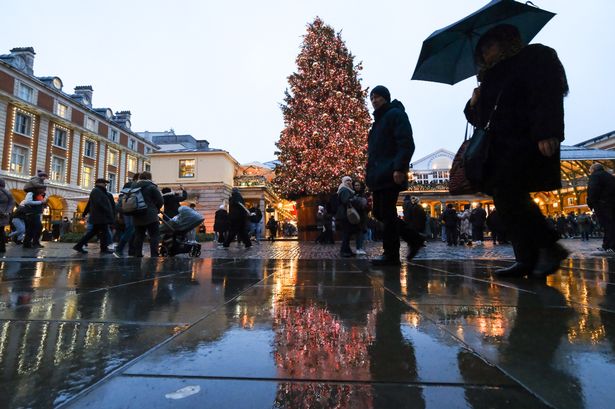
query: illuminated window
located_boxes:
[53,128,67,148]
[55,102,69,119]
[85,116,97,132]
[10,145,28,174]
[108,149,118,166]
[81,166,94,189]
[179,159,195,178]
[51,157,65,182]
[14,113,32,136]
[17,82,34,103]
[108,172,117,192]
[127,156,137,173]
[84,139,96,158]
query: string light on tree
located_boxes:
[274,17,371,199]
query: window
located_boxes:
[145,147,152,155]
[127,156,137,173]
[109,129,119,143]
[108,173,117,192]
[179,159,195,178]
[53,128,67,148]
[10,145,28,174]
[55,102,69,119]
[81,166,94,189]
[567,197,576,206]
[85,116,97,132]
[17,82,34,103]
[84,140,96,158]
[144,162,151,172]
[108,149,118,166]
[51,157,66,182]
[14,112,32,136]
[128,138,136,151]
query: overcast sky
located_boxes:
[3,0,614,164]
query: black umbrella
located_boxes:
[411,0,555,85]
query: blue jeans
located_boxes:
[356,229,365,250]
[116,216,135,254]
[250,222,262,240]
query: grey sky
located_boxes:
[3,0,613,164]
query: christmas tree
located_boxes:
[274,17,372,199]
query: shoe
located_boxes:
[355,249,367,255]
[73,245,87,254]
[370,256,401,266]
[407,245,420,261]
[32,243,44,248]
[495,262,533,278]
[113,251,122,258]
[533,243,569,278]
[100,249,114,254]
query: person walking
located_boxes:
[365,85,419,266]
[577,212,591,242]
[337,176,357,258]
[469,203,487,245]
[587,163,615,252]
[267,217,278,241]
[441,204,459,246]
[464,24,569,277]
[114,173,140,257]
[131,172,164,257]
[161,185,187,220]
[248,203,263,242]
[223,188,251,248]
[0,179,15,253]
[403,196,427,237]
[73,179,116,254]
[21,186,47,248]
[214,203,229,244]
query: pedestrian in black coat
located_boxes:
[132,172,164,257]
[441,204,459,246]
[464,24,569,278]
[73,179,116,254]
[223,188,251,248]
[365,85,420,266]
[469,203,487,243]
[214,205,230,244]
[162,186,187,220]
[587,163,615,251]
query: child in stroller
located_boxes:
[159,206,204,257]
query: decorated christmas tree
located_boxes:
[274,17,372,199]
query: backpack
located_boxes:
[118,186,148,215]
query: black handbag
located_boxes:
[463,89,504,185]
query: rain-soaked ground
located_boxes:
[0,240,614,408]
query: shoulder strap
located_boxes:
[484,88,504,131]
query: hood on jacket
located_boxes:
[373,99,405,120]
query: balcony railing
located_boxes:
[234,175,269,187]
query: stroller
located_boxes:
[159,206,204,257]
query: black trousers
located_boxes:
[23,214,42,245]
[595,206,615,250]
[134,222,160,257]
[373,188,422,258]
[224,221,251,247]
[445,226,457,245]
[471,224,484,241]
[493,188,558,265]
[0,227,6,251]
[76,224,110,250]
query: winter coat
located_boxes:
[214,209,230,232]
[335,186,355,221]
[366,100,415,192]
[403,202,426,233]
[0,187,15,226]
[132,180,164,226]
[22,191,45,216]
[228,190,249,224]
[249,207,263,223]
[469,207,487,227]
[464,44,567,194]
[587,169,615,210]
[163,189,187,219]
[441,208,459,228]
[84,186,116,225]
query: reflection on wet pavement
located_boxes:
[1,256,614,408]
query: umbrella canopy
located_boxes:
[411,0,555,85]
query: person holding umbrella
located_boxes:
[464,24,569,277]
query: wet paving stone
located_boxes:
[0,241,614,408]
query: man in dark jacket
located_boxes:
[132,172,164,257]
[469,203,487,244]
[162,185,187,220]
[403,196,427,234]
[223,188,251,248]
[587,163,615,251]
[441,204,459,246]
[114,173,140,257]
[365,85,419,266]
[464,25,569,277]
[73,179,116,254]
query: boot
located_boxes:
[532,243,569,278]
